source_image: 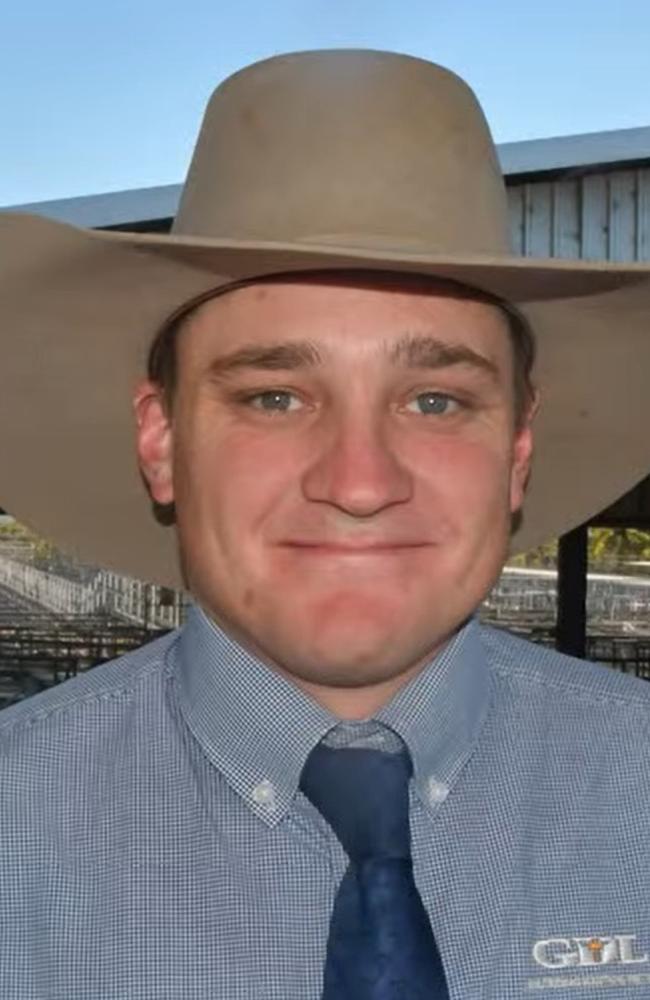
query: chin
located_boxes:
[277,641,418,689]
[301,589,410,640]
[269,608,439,681]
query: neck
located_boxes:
[274,653,439,720]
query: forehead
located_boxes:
[178,274,512,365]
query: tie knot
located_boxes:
[299,743,413,861]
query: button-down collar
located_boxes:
[172,604,492,826]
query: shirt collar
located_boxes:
[171,604,492,827]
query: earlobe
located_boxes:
[133,381,174,505]
[510,439,532,513]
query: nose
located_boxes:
[301,412,413,516]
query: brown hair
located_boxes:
[147,271,536,427]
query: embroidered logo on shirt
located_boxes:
[527,935,650,991]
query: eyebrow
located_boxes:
[206,341,322,378]
[388,334,500,380]
[205,334,499,381]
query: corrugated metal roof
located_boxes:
[499,126,650,176]
[4,184,180,229]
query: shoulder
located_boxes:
[479,622,650,709]
[0,627,185,870]
[479,625,650,735]
[474,626,650,869]
[0,627,181,751]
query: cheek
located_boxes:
[417,435,512,527]
[173,421,301,541]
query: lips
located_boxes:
[282,540,430,552]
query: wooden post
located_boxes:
[556,524,588,658]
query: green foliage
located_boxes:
[510,528,650,574]
[0,519,37,541]
[509,538,558,569]
[588,527,650,571]
[0,519,66,572]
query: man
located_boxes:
[1,49,650,999]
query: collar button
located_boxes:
[427,778,449,805]
[252,779,277,810]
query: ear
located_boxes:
[510,391,540,514]
[133,380,174,505]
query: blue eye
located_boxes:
[249,390,300,412]
[408,392,459,415]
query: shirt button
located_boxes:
[252,779,276,810]
[427,778,449,805]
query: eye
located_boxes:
[248,390,302,413]
[406,392,461,415]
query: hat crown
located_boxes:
[173,49,512,256]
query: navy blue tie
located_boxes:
[300,742,449,999]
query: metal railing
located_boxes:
[0,555,188,629]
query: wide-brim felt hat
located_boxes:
[1,49,650,588]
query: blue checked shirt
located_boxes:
[2,603,650,999]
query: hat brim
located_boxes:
[2,211,650,587]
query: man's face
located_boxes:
[136,277,534,714]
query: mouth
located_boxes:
[281,541,431,553]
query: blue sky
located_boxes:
[2,0,649,206]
